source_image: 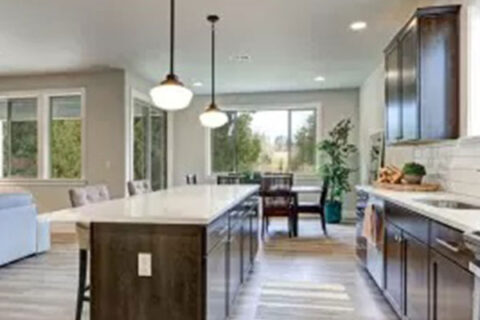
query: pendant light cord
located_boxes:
[211,20,215,104]
[170,0,175,75]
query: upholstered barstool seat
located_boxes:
[127,180,151,196]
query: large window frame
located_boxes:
[0,88,86,182]
[129,90,168,191]
[208,105,321,177]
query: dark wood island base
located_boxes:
[90,195,259,320]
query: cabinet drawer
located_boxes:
[385,202,429,243]
[207,213,229,253]
[430,221,473,270]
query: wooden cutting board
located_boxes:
[374,181,441,192]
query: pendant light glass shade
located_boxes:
[150,75,193,111]
[200,103,228,128]
[150,0,193,111]
[200,15,228,128]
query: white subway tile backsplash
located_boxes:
[386,138,480,198]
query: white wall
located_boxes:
[359,63,385,184]
[0,69,126,212]
[173,89,360,213]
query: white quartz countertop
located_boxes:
[356,185,480,233]
[47,185,259,225]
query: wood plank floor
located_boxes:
[0,218,398,320]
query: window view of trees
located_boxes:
[212,109,317,174]
[133,103,148,181]
[0,98,38,178]
[50,96,82,179]
[290,111,316,173]
[133,99,167,190]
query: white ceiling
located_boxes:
[0,0,420,94]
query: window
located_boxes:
[132,98,167,190]
[0,98,38,178]
[0,89,84,180]
[212,108,317,174]
[50,96,82,179]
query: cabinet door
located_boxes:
[430,251,474,320]
[404,233,429,320]
[249,208,259,265]
[385,41,402,143]
[400,19,420,141]
[419,11,460,140]
[241,215,251,282]
[384,222,403,315]
[228,224,242,311]
[207,239,228,320]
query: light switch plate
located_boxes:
[138,253,152,277]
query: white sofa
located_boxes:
[0,193,50,267]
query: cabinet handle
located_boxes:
[435,238,460,253]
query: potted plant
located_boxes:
[318,119,358,223]
[402,162,426,185]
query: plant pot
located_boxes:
[325,201,342,224]
[403,174,424,185]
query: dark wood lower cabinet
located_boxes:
[364,199,475,320]
[404,233,429,320]
[430,251,474,320]
[384,222,403,314]
[228,223,242,308]
[207,239,228,320]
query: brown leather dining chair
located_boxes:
[296,179,330,236]
[68,184,110,320]
[260,174,295,238]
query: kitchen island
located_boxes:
[49,185,260,320]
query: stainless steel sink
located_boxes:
[416,199,480,210]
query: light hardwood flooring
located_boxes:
[0,217,397,320]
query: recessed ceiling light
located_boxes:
[193,82,203,87]
[350,21,367,31]
[314,76,326,82]
[229,54,252,63]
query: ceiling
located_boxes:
[0,0,420,94]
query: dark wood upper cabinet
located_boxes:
[385,41,402,143]
[400,19,420,141]
[385,5,460,144]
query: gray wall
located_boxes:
[172,88,360,214]
[0,69,127,212]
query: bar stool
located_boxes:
[69,184,110,320]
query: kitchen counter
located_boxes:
[356,185,480,232]
[49,184,260,320]
[47,184,259,225]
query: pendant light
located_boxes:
[150,0,193,111]
[199,15,228,128]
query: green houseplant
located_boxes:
[402,162,426,185]
[318,119,358,223]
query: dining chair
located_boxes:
[127,180,152,196]
[68,184,110,320]
[260,174,295,238]
[296,179,330,236]
[186,174,197,185]
[217,175,241,185]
